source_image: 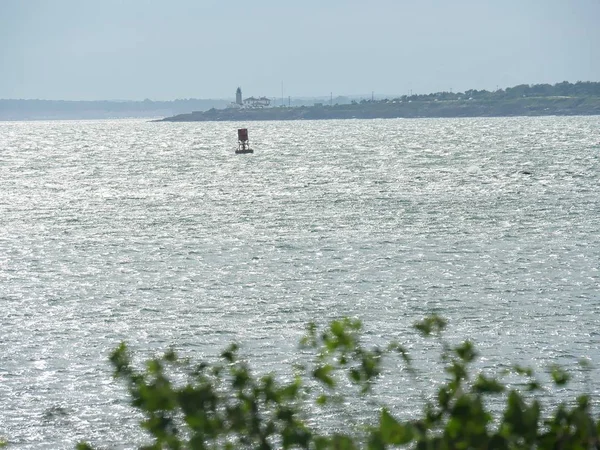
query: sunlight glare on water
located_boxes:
[1,116,599,448]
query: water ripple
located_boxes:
[0,116,599,448]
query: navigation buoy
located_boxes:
[235,128,253,154]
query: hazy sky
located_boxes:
[1,0,598,100]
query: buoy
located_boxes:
[235,128,253,154]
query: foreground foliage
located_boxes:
[79,316,599,449]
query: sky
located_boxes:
[0,0,598,101]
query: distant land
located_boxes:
[1,82,599,122]
[0,98,229,121]
[0,96,354,121]
[161,81,600,122]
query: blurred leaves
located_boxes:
[78,316,599,449]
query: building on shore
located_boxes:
[229,87,271,109]
[243,96,271,108]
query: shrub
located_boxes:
[78,316,599,449]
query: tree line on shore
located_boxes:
[381,81,600,104]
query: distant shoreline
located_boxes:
[2,81,599,122]
[160,96,600,122]
[161,81,600,122]
[0,98,229,121]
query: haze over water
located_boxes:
[1,116,599,448]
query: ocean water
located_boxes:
[1,116,599,448]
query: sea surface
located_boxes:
[1,116,599,448]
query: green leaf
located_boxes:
[75,444,93,450]
[454,341,477,363]
[578,358,592,370]
[109,342,132,377]
[87,315,600,449]
[163,348,177,363]
[313,365,335,388]
[513,365,534,377]
[388,342,412,364]
[413,315,447,337]
[437,386,452,409]
[232,366,250,389]
[473,374,504,394]
[221,343,239,363]
[146,359,162,375]
[300,322,318,348]
[576,394,590,410]
[279,379,301,400]
[379,409,414,445]
[330,434,359,450]
[550,364,570,386]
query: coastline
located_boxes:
[159,96,600,122]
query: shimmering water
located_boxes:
[1,117,599,448]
